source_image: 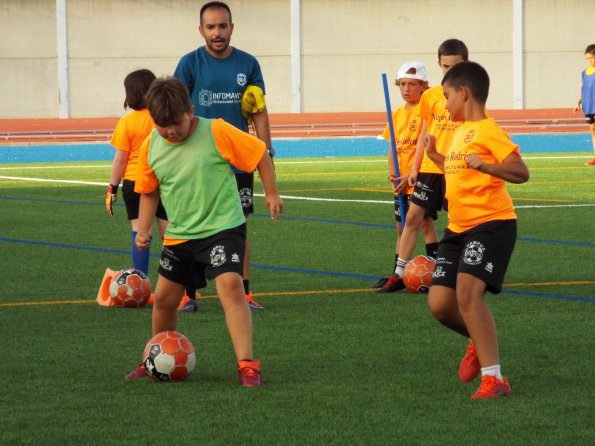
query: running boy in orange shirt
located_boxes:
[378,39,467,292]
[376,61,439,292]
[126,77,283,386]
[425,61,529,399]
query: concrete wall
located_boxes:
[0,0,590,118]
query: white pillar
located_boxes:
[512,0,524,109]
[56,0,69,118]
[290,0,301,113]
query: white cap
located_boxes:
[397,61,428,82]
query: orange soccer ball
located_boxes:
[142,331,196,382]
[402,255,435,294]
[109,268,151,307]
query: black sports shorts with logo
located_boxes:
[431,219,517,294]
[157,224,246,290]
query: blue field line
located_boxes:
[0,133,591,164]
[0,194,593,248]
[0,236,592,303]
[501,289,595,303]
[253,214,595,248]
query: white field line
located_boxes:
[0,154,589,171]
[0,174,593,209]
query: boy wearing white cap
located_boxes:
[378,39,468,293]
[377,61,438,292]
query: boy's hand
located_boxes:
[390,174,408,194]
[465,154,486,172]
[135,230,151,251]
[424,134,437,155]
[265,193,284,221]
[407,167,418,187]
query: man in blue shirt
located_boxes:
[174,1,273,312]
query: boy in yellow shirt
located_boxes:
[376,61,439,292]
[425,61,529,399]
[378,39,467,292]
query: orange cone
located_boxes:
[96,268,116,307]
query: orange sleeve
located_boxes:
[211,118,266,172]
[110,117,132,152]
[133,133,159,194]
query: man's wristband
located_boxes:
[267,146,275,157]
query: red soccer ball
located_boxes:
[402,255,435,294]
[109,268,151,307]
[142,331,196,382]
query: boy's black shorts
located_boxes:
[585,114,594,125]
[393,194,411,224]
[431,219,517,294]
[234,172,254,215]
[122,179,167,221]
[157,224,246,290]
[410,173,446,219]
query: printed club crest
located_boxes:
[463,241,485,265]
[236,73,247,87]
[210,245,226,267]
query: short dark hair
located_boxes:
[438,39,469,61]
[123,69,156,110]
[145,77,193,127]
[442,61,490,105]
[585,44,595,56]
[200,1,232,25]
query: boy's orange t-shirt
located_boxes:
[382,102,423,194]
[109,108,154,181]
[417,85,462,174]
[444,118,519,233]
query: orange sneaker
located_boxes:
[585,158,595,166]
[459,342,481,382]
[178,293,198,313]
[471,375,512,399]
[125,363,147,379]
[237,360,263,387]
[246,292,265,311]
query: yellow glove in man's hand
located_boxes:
[241,85,266,125]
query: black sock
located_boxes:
[426,242,439,258]
[185,287,196,300]
[243,280,250,294]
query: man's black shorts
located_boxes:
[234,172,254,215]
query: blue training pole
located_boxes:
[381,73,407,227]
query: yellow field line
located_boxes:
[1,282,593,308]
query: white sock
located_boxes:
[394,258,407,277]
[481,365,503,381]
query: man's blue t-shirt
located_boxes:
[174,46,266,133]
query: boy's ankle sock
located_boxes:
[481,365,503,381]
[394,258,407,277]
[243,280,250,294]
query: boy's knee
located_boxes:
[428,290,454,323]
